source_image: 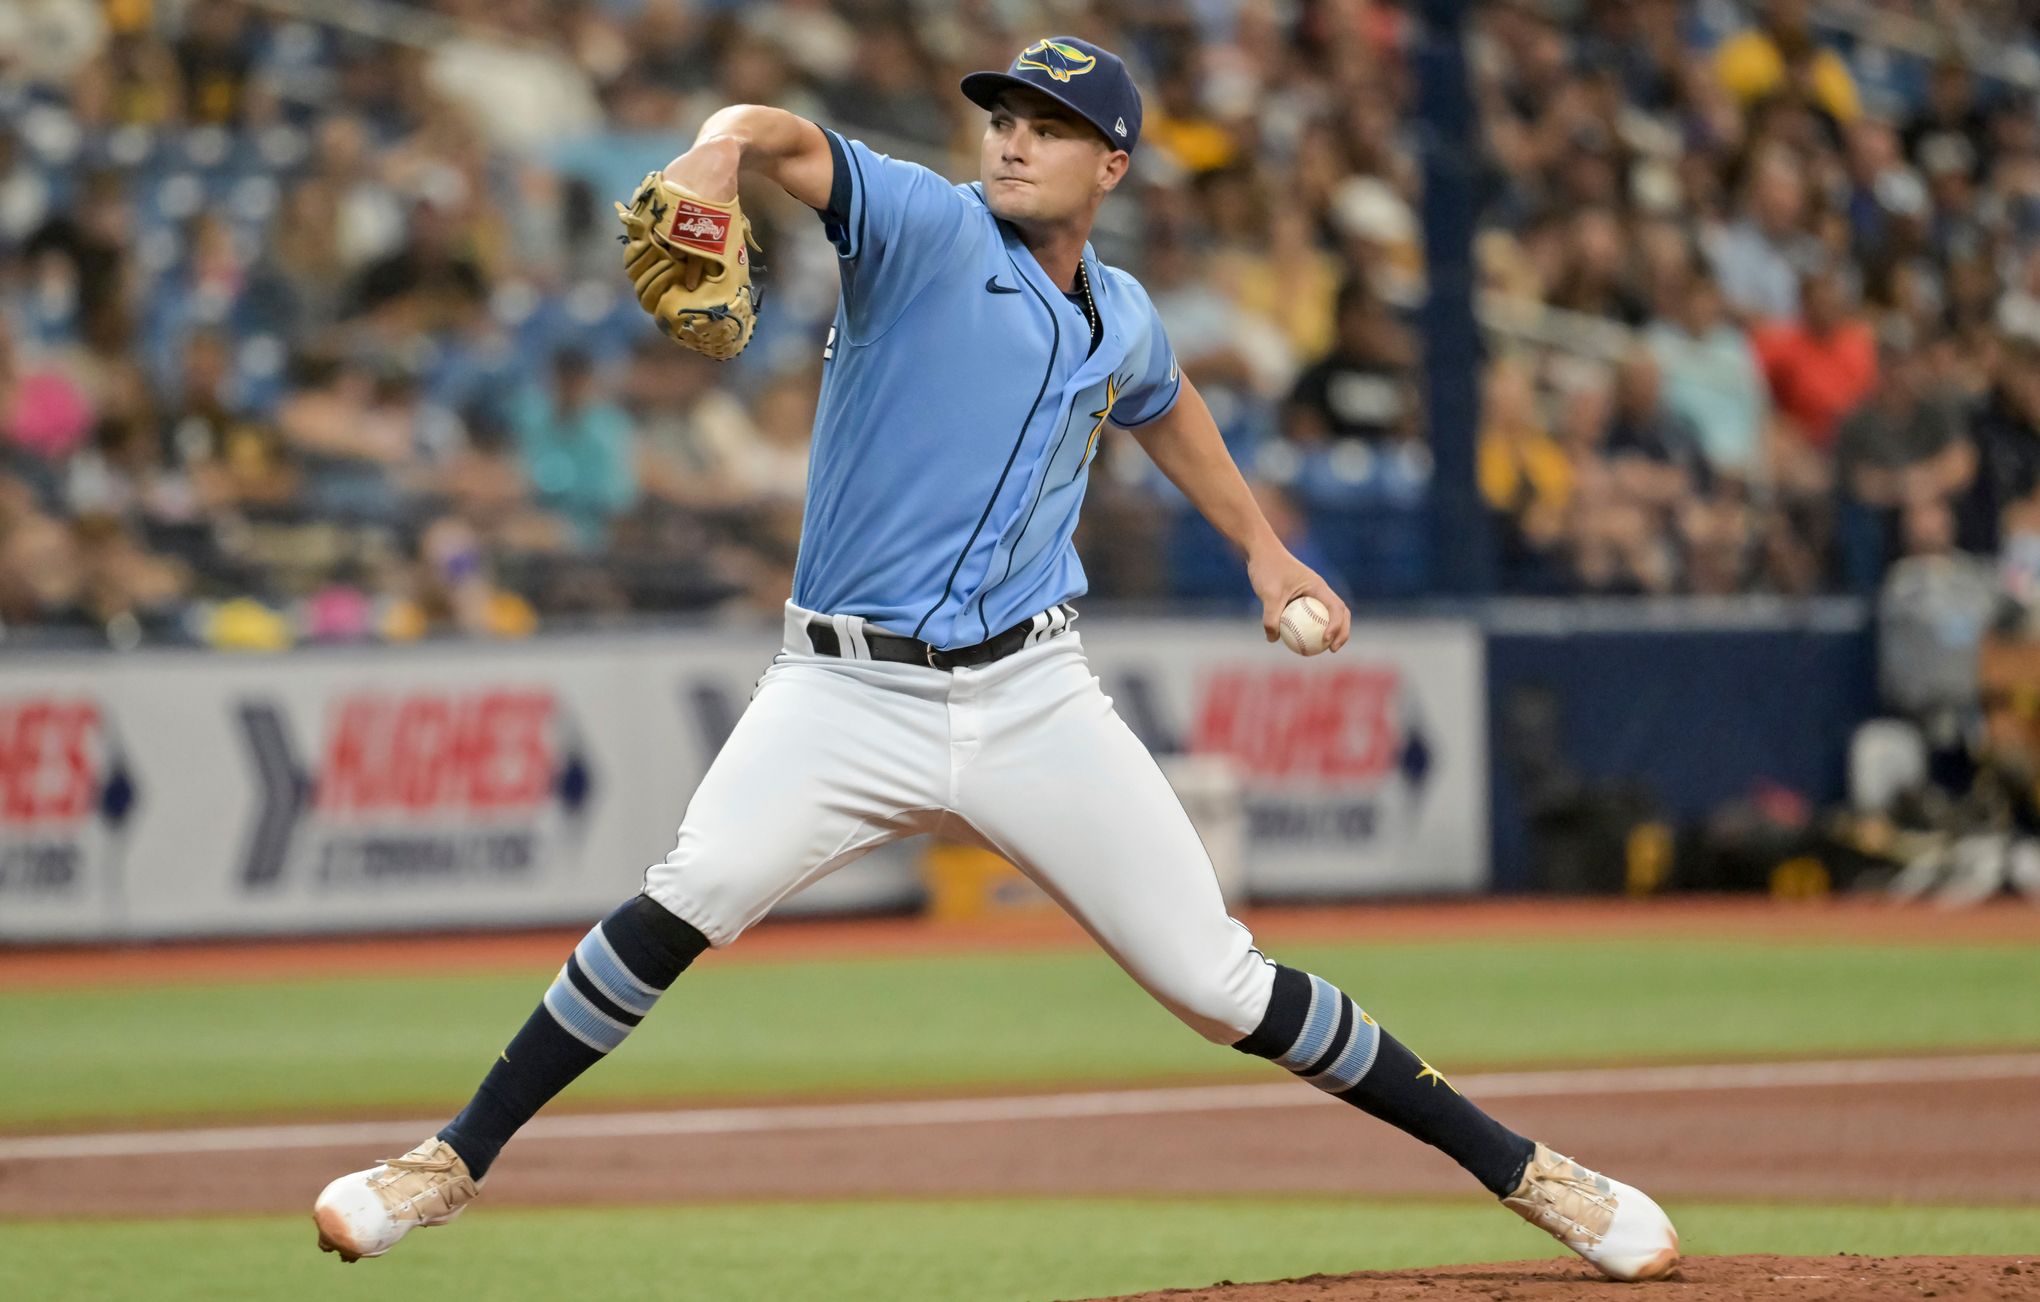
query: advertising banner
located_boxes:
[0,675,139,939]
[1084,619,1488,896]
[0,617,1486,940]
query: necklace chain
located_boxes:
[1074,260,1097,336]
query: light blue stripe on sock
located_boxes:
[1305,1007,1381,1093]
[575,927,660,1016]
[1275,975,1340,1073]
[542,968,632,1053]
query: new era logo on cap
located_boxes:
[1114,117,1127,138]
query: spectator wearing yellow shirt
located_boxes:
[1142,65,1239,176]
[1202,171,1342,362]
[1479,357,1573,577]
[1714,0,1859,124]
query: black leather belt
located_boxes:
[806,604,1077,671]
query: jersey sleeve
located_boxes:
[813,128,972,338]
[1110,288,1184,428]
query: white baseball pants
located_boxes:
[643,603,1277,1044]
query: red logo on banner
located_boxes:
[1189,667,1400,781]
[318,690,556,815]
[666,201,730,253]
[0,700,100,824]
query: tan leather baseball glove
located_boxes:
[615,169,762,361]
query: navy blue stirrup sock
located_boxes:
[438,894,708,1179]
[1234,965,1536,1197]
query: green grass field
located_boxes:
[5,939,2038,1126]
[4,932,2037,1301]
[6,1200,2038,1302]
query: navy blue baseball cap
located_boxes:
[960,37,1142,153]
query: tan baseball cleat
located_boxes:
[1502,1142,1680,1282]
[313,1138,480,1262]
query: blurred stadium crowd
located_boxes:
[7,0,2040,648]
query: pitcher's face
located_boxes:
[980,88,1125,227]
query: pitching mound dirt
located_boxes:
[1085,1256,2039,1301]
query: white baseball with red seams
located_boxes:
[1277,596,1332,656]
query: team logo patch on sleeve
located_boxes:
[666,201,731,253]
[1018,39,1097,82]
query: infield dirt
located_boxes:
[5,1070,2035,1222]
[1088,1256,2040,1301]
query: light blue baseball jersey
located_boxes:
[790,129,1182,649]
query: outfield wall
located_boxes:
[1484,600,1877,892]
[0,617,1486,940]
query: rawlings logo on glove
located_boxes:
[616,171,763,361]
[666,203,731,251]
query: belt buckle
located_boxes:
[925,642,941,670]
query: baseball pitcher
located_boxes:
[314,37,1678,1283]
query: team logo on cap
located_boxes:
[1018,39,1097,82]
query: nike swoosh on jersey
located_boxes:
[985,276,1021,294]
